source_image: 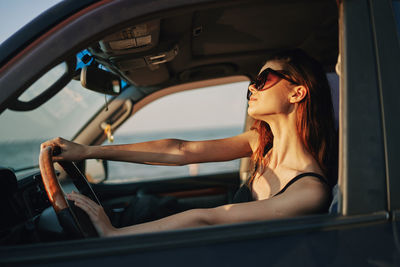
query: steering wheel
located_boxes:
[39,146,99,238]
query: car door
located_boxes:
[1,0,399,266]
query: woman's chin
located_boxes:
[247,109,272,121]
[247,108,260,120]
[247,108,254,117]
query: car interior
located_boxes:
[0,0,340,245]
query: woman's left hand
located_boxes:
[66,191,117,237]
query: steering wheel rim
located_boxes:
[39,146,99,238]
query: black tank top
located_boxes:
[232,172,329,204]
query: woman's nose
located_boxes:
[249,83,259,93]
[247,83,257,100]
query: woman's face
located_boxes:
[247,60,296,121]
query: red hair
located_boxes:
[249,49,338,186]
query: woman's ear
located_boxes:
[289,85,307,103]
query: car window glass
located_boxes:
[0,79,106,176]
[102,81,248,183]
[393,0,400,39]
[17,62,67,101]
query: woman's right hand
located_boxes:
[40,137,89,162]
[67,191,117,237]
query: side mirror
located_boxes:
[85,159,108,184]
[80,65,121,95]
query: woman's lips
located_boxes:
[249,97,257,101]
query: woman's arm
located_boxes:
[41,130,257,165]
[67,176,330,237]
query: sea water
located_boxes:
[103,126,242,182]
[0,126,243,182]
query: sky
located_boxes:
[118,82,249,134]
[0,0,250,137]
[0,0,62,44]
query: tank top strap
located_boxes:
[273,172,328,197]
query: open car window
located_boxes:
[96,81,249,183]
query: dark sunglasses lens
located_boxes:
[257,71,281,90]
[255,72,266,90]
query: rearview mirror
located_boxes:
[80,65,121,95]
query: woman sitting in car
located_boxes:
[41,49,337,237]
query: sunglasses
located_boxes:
[247,68,298,100]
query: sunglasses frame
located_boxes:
[247,68,298,100]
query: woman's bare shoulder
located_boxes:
[280,175,331,212]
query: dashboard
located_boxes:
[0,167,58,245]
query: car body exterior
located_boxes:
[0,0,399,266]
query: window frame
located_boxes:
[369,0,400,211]
[99,78,250,182]
[339,0,388,215]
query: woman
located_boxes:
[41,49,337,237]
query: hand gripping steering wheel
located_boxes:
[39,146,100,238]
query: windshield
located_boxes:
[0,79,106,174]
